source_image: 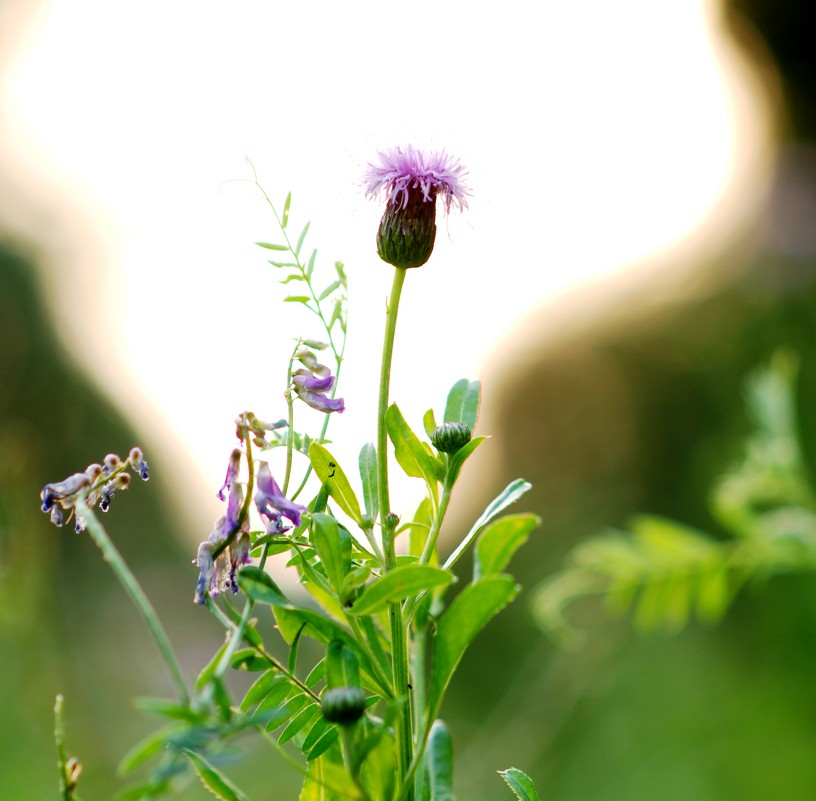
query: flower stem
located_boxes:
[376,267,413,801]
[76,499,188,703]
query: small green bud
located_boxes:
[320,686,366,725]
[430,422,473,454]
[385,512,401,529]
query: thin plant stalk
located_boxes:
[75,498,188,703]
[375,266,413,800]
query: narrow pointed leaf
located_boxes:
[349,565,454,616]
[499,768,540,801]
[282,192,292,228]
[443,479,532,571]
[184,749,249,801]
[359,443,379,520]
[256,241,288,251]
[429,575,519,713]
[446,435,488,486]
[386,404,439,491]
[311,512,351,596]
[427,720,455,801]
[318,280,342,301]
[309,443,364,525]
[295,221,311,256]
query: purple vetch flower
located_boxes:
[40,447,149,531]
[217,448,242,501]
[364,145,470,269]
[255,462,306,533]
[291,367,345,414]
[193,481,251,603]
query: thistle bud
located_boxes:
[320,686,366,725]
[431,422,473,454]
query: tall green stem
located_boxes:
[76,499,188,703]
[376,267,413,801]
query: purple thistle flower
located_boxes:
[255,462,306,531]
[364,145,469,268]
[364,145,470,213]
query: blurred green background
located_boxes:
[5,0,816,798]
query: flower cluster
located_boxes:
[193,448,306,604]
[193,474,251,605]
[40,447,149,532]
[292,346,345,413]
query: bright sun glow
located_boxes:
[2,0,769,528]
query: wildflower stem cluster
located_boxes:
[43,150,544,801]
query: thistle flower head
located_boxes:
[363,145,469,269]
[364,145,470,214]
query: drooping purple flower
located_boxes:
[291,367,345,414]
[364,145,470,269]
[217,448,242,501]
[193,482,250,604]
[255,462,306,532]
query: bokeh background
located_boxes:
[3,0,816,798]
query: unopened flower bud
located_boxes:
[320,686,366,725]
[102,454,121,475]
[430,422,473,454]
[385,512,400,529]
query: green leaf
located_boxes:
[427,720,455,801]
[118,723,183,774]
[266,692,309,732]
[446,435,488,486]
[300,756,362,800]
[282,192,292,228]
[318,280,342,301]
[256,241,288,251]
[423,408,438,439]
[429,575,519,714]
[444,379,480,430]
[359,443,379,520]
[360,731,397,801]
[295,221,311,257]
[385,404,439,493]
[307,249,317,278]
[302,714,335,753]
[326,639,361,689]
[499,768,540,801]
[309,443,364,525]
[184,749,249,801]
[237,565,290,606]
[285,295,312,303]
[443,479,532,571]
[311,513,352,596]
[241,670,285,712]
[279,702,320,745]
[349,565,454,616]
[195,638,229,690]
[133,697,203,723]
[256,678,295,716]
[475,513,542,580]
[305,721,339,760]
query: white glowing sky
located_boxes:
[3,0,766,527]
